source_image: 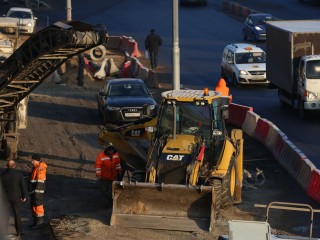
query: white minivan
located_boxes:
[221,43,269,86]
[5,7,37,34]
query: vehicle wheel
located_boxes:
[252,32,257,42]
[97,104,102,117]
[298,98,305,119]
[232,74,239,87]
[221,67,227,81]
[242,30,247,41]
[221,158,236,209]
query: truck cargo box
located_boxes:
[266,20,320,93]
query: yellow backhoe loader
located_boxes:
[98,89,243,232]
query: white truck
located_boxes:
[266,20,320,118]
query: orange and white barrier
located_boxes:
[253,118,271,144]
[307,169,320,202]
[265,123,287,152]
[242,111,260,137]
[227,103,253,128]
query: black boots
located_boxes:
[29,216,45,229]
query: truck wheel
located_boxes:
[298,98,305,119]
[221,158,236,209]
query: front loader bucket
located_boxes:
[111,181,215,232]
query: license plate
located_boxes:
[125,112,141,117]
[252,76,265,80]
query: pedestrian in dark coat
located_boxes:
[145,29,163,70]
[0,160,28,237]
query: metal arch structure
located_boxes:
[0,20,108,115]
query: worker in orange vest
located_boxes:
[29,154,47,229]
[95,144,122,208]
[215,78,232,103]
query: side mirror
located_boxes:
[99,92,107,97]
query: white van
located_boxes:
[5,7,37,34]
[221,43,269,86]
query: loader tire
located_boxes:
[221,158,236,209]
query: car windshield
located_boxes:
[253,15,273,25]
[8,11,32,19]
[108,83,149,97]
[306,60,320,79]
[235,52,266,64]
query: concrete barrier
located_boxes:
[253,118,270,144]
[227,103,253,128]
[90,45,107,61]
[106,36,121,49]
[108,58,120,77]
[242,111,259,137]
[120,60,132,78]
[307,169,320,202]
[297,158,316,191]
[128,39,141,58]
[271,133,285,161]
[137,66,149,82]
[265,123,287,152]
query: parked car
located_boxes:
[97,78,158,125]
[179,0,207,6]
[4,7,37,34]
[221,43,269,86]
[242,13,274,42]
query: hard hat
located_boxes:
[105,142,115,151]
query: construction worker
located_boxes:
[29,154,47,229]
[215,78,232,103]
[1,160,28,237]
[95,144,122,208]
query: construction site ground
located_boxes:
[1,41,320,240]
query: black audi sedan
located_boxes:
[97,78,158,125]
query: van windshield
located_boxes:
[306,60,320,79]
[235,52,266,64]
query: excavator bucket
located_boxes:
[110,181,215,232]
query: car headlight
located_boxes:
[106,106,120,111]
[305,91,318,100]
[149,105,156,110]
[239,70,248,75]
[254,26,262,31]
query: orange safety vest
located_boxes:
[215,78,232,102]
[30,161,47,218]
[95,151,122,181]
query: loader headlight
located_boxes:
[212,129,223,136]
[195,101,206,106]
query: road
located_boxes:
[57,0,320,168]
[1,0,320,239]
